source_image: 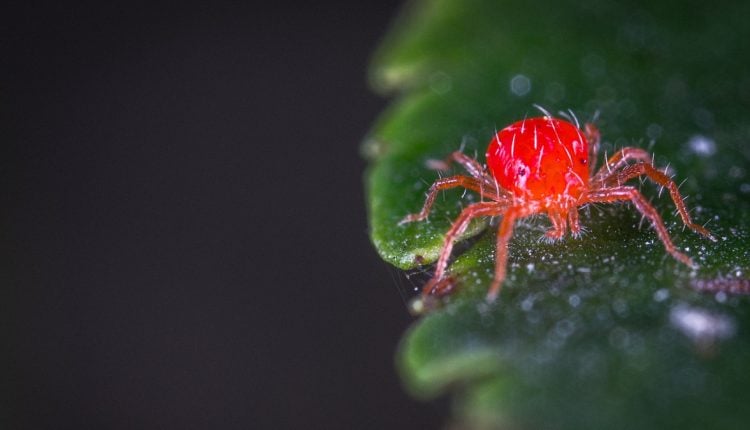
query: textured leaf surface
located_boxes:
[364,0,750,428]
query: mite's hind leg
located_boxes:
[609,163,716,241]
[585,187,695,268]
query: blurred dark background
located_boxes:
[2,1,446,428]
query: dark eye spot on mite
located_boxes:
[580,158,587,165]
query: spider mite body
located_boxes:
[487,117,589,213]
[400,115,716,303]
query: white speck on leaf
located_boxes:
[568,294,581,307]
[653,288,670,302]
[669,305,735,345]
[686,135,716,157]
[510,74,531,96]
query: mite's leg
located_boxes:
[592,147,652,183]
[422,202,506,297]
[426,150,486,178]
[568,207,582,237]
[487,207,525,302]
[585,187,696,267]
[608,163,716,241]
[399,175,488,225]
[442,151,490,180]
[444,151,508,199]
[584,123,601,176]
[545,209,567,241]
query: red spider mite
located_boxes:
[400,111,717,303]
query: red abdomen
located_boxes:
[486,117,589,204]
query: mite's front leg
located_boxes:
[399,175,485,225]
[423,201,506,297]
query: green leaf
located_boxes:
[364,0,750,428]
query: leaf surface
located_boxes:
[364,0,750,428]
